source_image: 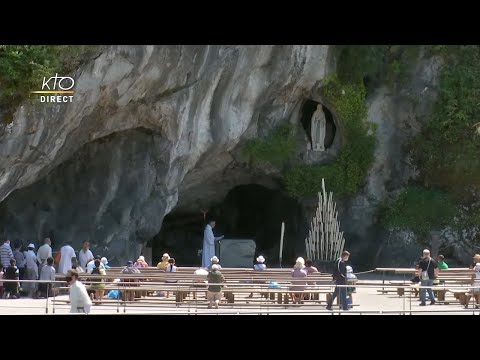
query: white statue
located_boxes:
[310,104,326,151]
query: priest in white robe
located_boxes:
[202,220,223,268]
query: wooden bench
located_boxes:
[53,271,338,308]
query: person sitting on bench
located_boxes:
[289,258,307,304]
[466,263,480,309]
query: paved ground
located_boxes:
[1,280,478,315]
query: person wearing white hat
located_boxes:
[248,256,267,298]
[254,256,267,271]
[208,256,222,271]
[23,243,39,297]
[100,257,110,269]
[289,259,308,304]
[207,264,225,309]
[295,257,305,268]
[157,253,170,270]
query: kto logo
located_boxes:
[31,73,75,103]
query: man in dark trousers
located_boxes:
[326,250,350,311]
[417,249,438,306]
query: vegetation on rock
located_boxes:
[284,76,376,198]
[381,186,457,238]
[0,45,100,123]
[244,123,297,168]
[383,46,480,239]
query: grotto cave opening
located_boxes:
[150,184,308,267]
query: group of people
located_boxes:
[250,251,356,309]
[0,238,116,301]
[66,254,156,313]
[195,252,358,309]
[0,238,57,299]
[411,250,480,308]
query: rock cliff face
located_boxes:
[339,54,443,267]
[0,45,455,268]
[0,45,330,264]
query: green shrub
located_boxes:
[412,45,480,199]
[381,186,457,237]
[335,45,421,93]
[0,45,100,123]
[284,76,376,198]
[243,123,297,168]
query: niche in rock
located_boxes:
[151,184,309,267]
[300,100,336,150]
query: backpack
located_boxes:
[332,258,345,281]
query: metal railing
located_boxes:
[0,277,479,315]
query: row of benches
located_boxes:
[51,267,344,307]
[376,268,478,307]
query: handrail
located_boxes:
[1,266,479,314]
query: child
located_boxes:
[38,257,56,298]
[346,265,357,307]
[3,259,20,299]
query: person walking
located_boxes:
[66,269,92,314]
[326,250,350,311]
[417,249,438,306]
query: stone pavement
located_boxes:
[1,280,478,315]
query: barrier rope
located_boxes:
[352,269,376,275]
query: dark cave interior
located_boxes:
[150,184,308,267]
